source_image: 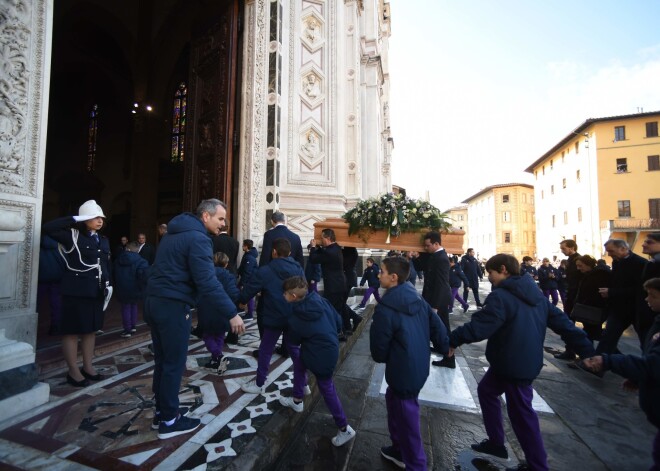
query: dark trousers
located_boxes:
[144,296,192,421]
[317,376,348,428]
[597,310,637,354]
[463,279,482,306]
[386,387,426,470]
[478,369,548,471]
[652,429,660,471]
[326,291,350,331]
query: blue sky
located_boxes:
[388,0,660,210]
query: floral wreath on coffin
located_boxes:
[342,192,452,243]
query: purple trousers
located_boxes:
[244,297,255,317]
[203,333,225,358]
[385,387,426,471]
[317,376,348,428]
[121,303,138,331]
[478,368,548,471]
[359,286,381,307]
[38,282,62,327]
[257,328,306,398]
[542,289,559,305]
[450,287,469,310]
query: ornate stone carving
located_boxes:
[0,200,33,311]
[0,0,33,190]
[302,72,321,99]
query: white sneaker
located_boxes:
[331,425,356,447]
[241,378,264,394]
[279,396,304,413]
[303,385,311,396]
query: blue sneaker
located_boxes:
[157,414,200,439]
[152,407,190,430]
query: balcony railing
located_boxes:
[601,218,660,231]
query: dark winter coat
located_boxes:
[360,263,380,288]
[43,216,112,298]
[214,267,239,304]
[138,243,156,266]
[370,282,449,399]
[213,233,240,275]
[450,275,596,383]
[309,243,345,294]
[38,235,66,284]
[638,254,660,344]
[520,264,538,280]
[113,251,149,303]
[287,291,342,379]
[604,314,660,428]
[238,256,305,330]
[460,254,482,283]
[608,252,648,322]
[422,249,452,311]
[449,263,469,289]
[557,267,568,293]
[146,212,237,334]
[304,257,322,283]
[237,247,259,286]
[574,267,611,310]
[407,261,418,285]
[260,224,304,268]
[538,264,560,290]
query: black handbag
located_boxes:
[571,303,603,325]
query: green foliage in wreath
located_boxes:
[342,193,452,238]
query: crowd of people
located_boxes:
[39,199,660,470]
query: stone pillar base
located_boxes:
[0,382,49,424]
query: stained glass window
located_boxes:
[87,104,99,172]
[171,82,187,162]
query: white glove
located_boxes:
[73,215,86,222]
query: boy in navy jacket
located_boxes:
[583,277,660,470]
[113,241,149,337]
[370,256,449,470]
[448,254,596,471]
[201,252,240,373]
[239,238,306,397]
[449,255,470,313]
[358,257,381,308]
[282,276,356,446]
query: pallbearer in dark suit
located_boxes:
[422,231,454,368]
[213,226,240,275]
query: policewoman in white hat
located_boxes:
[42,200,112,387]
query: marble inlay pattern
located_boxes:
[0,320,303,470]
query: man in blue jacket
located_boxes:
[461,248,483,307]
[448,254,596,471]
[145,199,245,439]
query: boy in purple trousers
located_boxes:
[448,254,596,471]
[282,276,356,446]
[370,256,449,470]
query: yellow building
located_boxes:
[444,204,468,254]
[461,183,536,259]
[525,111,660,261]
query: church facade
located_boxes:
[0,0,392,418]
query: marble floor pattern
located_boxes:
[0,319,307,471]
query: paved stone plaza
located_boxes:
[0,283,655,470]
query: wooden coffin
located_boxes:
[312,218,465,254]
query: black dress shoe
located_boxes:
[66,374,89,387]
[554,350,576,360]
[275,345,289,358]
[432,356,456,369]
[80,369,101,381]
[352,314,363,329]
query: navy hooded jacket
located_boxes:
[449,263,469,289]
[238,256,305,330]
[360,263,380,288]
[604,314,660,428]
[538,264,559,290]
[146,212,237,333]
[370,282,449,399]
[450,274,596,383]
[113,251,149,303]
[237,247,258,286]
[38,235,66,284]
[288,291,342,379]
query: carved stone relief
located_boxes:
[0,200,33,310]
[0,0,32,190]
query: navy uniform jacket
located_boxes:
[113,251,149,303]
[371,282,448,398]
[360,263,380,288]
[460,254,482,283]
[288,291,342,379]
[538,265,560,290]
[450,275,596,383]
[43,216,111,298]
[259,224,304,268]
[237,247,259,286]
